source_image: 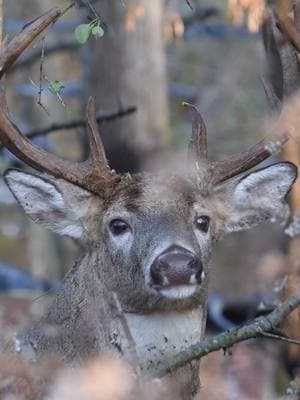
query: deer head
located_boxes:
[0,10,297,318]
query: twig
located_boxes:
[259,331,300,346]
[80,0,107,30]
[61,2,76,18]
[155,291,300,377]
[183,6,220,27]
[184,0,194,11]
[10,39,79,72]
[0,106,136,151]
[37,37,49,115]
[82,0,100,19]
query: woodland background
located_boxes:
[0,1,299,399]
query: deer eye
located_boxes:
[109,219,130,235]
[195,215,210,233]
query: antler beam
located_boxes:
[210,135,288,184]
[0,9,118,194]
[0,9,61,79]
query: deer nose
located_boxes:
[150,245,203,287]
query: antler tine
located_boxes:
[208,7,297,185]
[182,100,286,183]
[86,96,111,175]
[0,9,117,194]
[183,102,208,160]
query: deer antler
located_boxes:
[0,8,293,191]
[183,102,208,160]
[210,136,288,184]
[183,100,287,183]
[0,8,119,194]
[184,5,300,185]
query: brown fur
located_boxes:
[4,161,296,400]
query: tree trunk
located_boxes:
[86,0,170,173]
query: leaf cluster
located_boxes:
[74,19,104,44]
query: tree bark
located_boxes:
[86,0,170,173]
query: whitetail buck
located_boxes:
[0,7,298,400]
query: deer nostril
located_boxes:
[150,245,203,287]
[195,268,203,282]
[158,260,169,272]
[150,261,163,286]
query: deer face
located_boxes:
[100,173,212,312]
[4,161,296,313]
[0,13,297,313]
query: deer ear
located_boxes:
[4,169,87,240]
[216,162,297,234]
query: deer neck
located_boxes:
[124,307,206,374]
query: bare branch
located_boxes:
[10,39,79,72]
[0,105,136,152]
[184,0,194,11]
[37,37,49,115]
[8,7,219,74]
[0,8,121,192]
[61,2,76,17]
[155,291,300,377]
[260,331,300,346]
[183,6,220,26]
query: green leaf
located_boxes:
[75,24,92,44]
[48,80,65,96]
[91,25,104,38]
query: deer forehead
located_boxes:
[104,173,212,215]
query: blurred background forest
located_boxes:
[0,0,300,399]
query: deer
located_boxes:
[0,7,298,400]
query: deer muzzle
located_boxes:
[150,245,203,289]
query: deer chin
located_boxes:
[158,284,198,299]
[149,270,205,300]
